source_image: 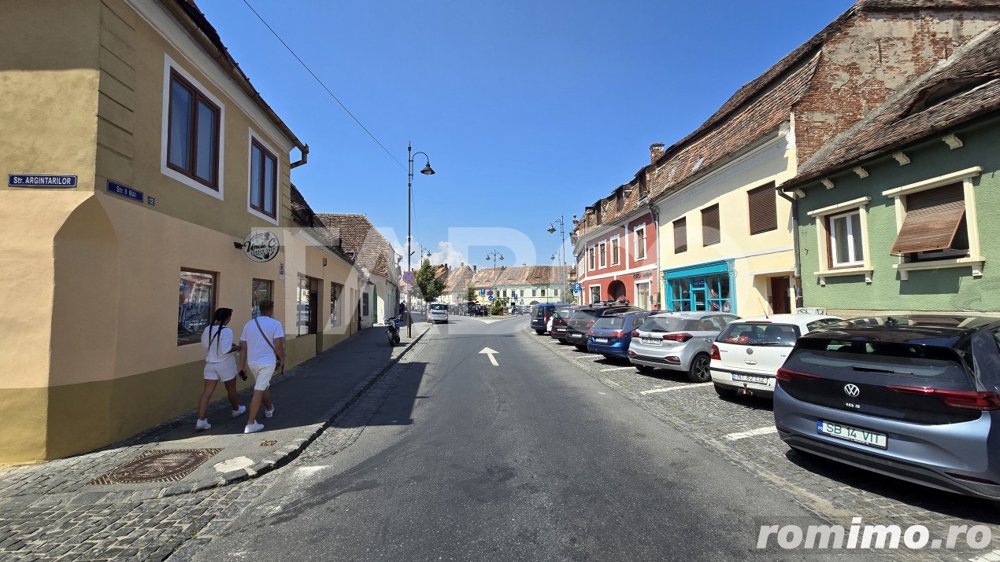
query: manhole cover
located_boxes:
[90,448,222,485]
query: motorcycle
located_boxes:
[386,316,401,346]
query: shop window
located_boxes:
[828,210,864,267]
[748,183,777,235]
[249,138,278,219]
[178,269,216,345]
[166,70,220,189]
[702,204,720,246]
[890,183,969,261]
[673,218,687,253]
[668,275,731,313]
[251,278,273,318]
[330,282,343,327]
[297,276,318,336]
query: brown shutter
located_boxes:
[748,183,777,235]
[673,217,687,253]
[890,183,966,255]
[702,204,720,246]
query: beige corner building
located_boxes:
[0,0,362,463]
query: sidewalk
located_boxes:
[0,322,430,502]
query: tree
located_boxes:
[465,287,477,303]
[415,259,445,302]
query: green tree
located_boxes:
[465,287,477,302]
[415,259,445,302]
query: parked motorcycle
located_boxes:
[386,316,401,346]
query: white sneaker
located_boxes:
[244,422,264,434]
[231,405,247,418]
[264,405,275,419]
[195,419,211,431]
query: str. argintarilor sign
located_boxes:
[243,230,280,263]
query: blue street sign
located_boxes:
[573,283,582,293]
[479,289,485,296]
[402,271,415,284]
[8,174,77,188]
[107,180,143,202]
[488,295,494,302]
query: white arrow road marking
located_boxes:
[479,347,499,367]
[723,426,778,441]
[640,383,711,394]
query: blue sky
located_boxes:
[199,0,854,269]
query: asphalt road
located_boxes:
[191,316,837,561]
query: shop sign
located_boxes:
[107,180,143,202]
[243,230,280,263]
[8,174,77,188]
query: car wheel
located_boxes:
[535,329,545,335]
[714,383,739,400]
[687,353,711,383]
[636,365,655,374]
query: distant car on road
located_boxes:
[588,311,650,360]
[531,303,569,334]
[774,315,1000,500]
[710,314,840,399]
[628,312,738,382]
[428,303,449,324]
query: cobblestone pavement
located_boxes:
[527,328,1000,561]
[0,339,430,562]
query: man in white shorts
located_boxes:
[238,300,285,434]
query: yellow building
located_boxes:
[0,0,360,463]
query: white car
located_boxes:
[710,314,841,400]
[428,303,449,324]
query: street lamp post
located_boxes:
[548,216,568,302]
[407,142,435,337]
[485,249,504,314]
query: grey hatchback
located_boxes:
[628,312,738,382]
[774,315,1000,500]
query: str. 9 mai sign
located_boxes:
[243,230,280,263]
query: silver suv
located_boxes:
[628,312,738,382]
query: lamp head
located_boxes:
[547,225,556,234]
[420,162,435,176]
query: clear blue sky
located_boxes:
[199,0,854,269]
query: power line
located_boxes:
[241,0,405,170]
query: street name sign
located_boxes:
[8,174,77,188]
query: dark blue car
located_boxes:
[587,311,650,359]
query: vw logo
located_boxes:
[746,348,754,355]
[843,384,861,398]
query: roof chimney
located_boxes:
[473,265,477,272]
[650,143,665,164]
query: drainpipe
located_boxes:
[646,201,661,311]
[776,188,803,309]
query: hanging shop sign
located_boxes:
[243,230,280,263]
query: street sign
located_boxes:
[403,271,415,285]
[488,295,494,302]
[573,283,582,293]
[480,289,486,296]
[8,174,77,188]
[107,180,143,203]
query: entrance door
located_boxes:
[770,277,790,315]
[691,285,708,311]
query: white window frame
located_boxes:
[634,225,647,261]
[828,210,864,268]
[161,54,226,200]
[588,284,601,305]
[808,196,873,286]
[881,167,984,280]
[598,241,607,269]
[634,280,651,310]
[247,129,281,225]
[609,235,621,266]
[588,246,596,271]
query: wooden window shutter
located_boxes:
[748,183,777,235]
[673,217,687,253]
[890,183,966,255]
[702,204,720,246]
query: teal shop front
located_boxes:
[663,260,736,314]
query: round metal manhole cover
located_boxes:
[90,448,222,485]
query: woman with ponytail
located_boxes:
[195,307,246,430]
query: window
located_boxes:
[167,71,220,189]
[748,183,777,235]
[635,281,650,310]
[610,236,620,266]
[250,139,278,219]
[297,276,318,336]
[251,279,273,318]
[362,292,370,317]
[531,289,537,297]
[890,183,968,261]
[673,217,687,253]
[589,285,601,304]
[598,242,607,268]
[588,247,596,271]
[330,282,343,327]
[541,289,546,297]
[178,269,216,345]
[634,225,647,260]
[702,204,720,246]
[828,210,864,267]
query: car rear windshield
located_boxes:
[430,304,447,311]
[573,309,602,319]
[593,316,626,329]
[637,316,686,333]
[789,337,972,385]
[718,322,799,346]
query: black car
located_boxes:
[565,305,643,350]
[531,303,569,334]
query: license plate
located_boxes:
[732,373,769,385]
[570,333,583,338]
[817,420,887,449]
[641,338,660,345]
[594,337,609,343]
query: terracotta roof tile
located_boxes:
[316,213,397,278]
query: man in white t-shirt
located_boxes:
[238,299,285,434]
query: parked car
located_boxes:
[774,315,1000,500]
[566,305,642,350]
[428,302,449,324]
[628,312,739,382]
[710,314,841,399]
[588,311,650,360]
[549,308,574,343]
[531,303,569,334]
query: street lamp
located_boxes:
[548,216,569,302]
[407,142,435,337]
[485,250,504,313]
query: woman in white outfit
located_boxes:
[195,307,246,430]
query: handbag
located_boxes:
[254,317,283,372]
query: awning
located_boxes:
[890,183,965,256]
